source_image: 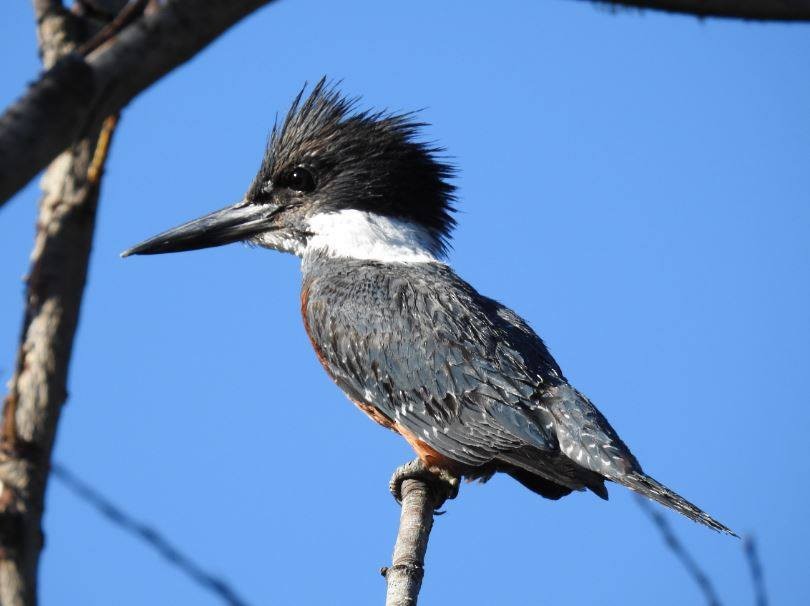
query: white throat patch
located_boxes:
[303,210,440,263]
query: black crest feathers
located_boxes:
[253,79,457,255]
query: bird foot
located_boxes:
[389,458,460,510]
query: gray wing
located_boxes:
[303,262,565,467]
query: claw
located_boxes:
[389,458,460,509]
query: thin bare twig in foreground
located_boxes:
[743,536,767,606]
[52,463,252,606]
[636,496,722,606]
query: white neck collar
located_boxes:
[302,209,441,264]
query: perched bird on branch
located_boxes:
[124,80,734,535]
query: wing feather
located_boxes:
[303,261,562,466]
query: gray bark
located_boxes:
[383,479,436,606]
[0,2,121,603]
[0,115,119,606]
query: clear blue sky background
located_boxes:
[1,2,808,604]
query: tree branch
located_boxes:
[0,3,127,603]
[0,106,119,606]
[0,0,276,208]
[585,0,810,21]
[383,479,438,606]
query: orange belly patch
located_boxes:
[351,398,396,430]
[396,424,459,473]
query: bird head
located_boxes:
[122,79,456,262]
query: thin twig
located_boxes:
[636,495,722,606]
[383,478,435,606]
[52,463,252,606]
[743,536,767,606]
[76,0,149,56]
[87,114,118,183]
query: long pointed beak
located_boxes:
[121,200,280,258]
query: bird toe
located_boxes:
[389,458,459,509]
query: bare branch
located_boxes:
[584,0,810,21]
[636,496,723,606]
[0,110,119,606]
[0,0,276,208]
[52,463,252,606]
[0,5,127,603]
[383,460,459,605]
[383,477,436,606]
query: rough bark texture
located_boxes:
[0,2,123,604]
[0,0,275,207]
[0,118,118,606]
[383,479,436,606]
[33,1,81,69]
[589,0,810,20]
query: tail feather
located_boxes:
[618,472,737,536]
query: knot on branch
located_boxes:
[381,562,425,579]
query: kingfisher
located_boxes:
[123,81,733,535]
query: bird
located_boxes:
[123,80,734,535]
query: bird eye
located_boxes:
[284,167,316,193]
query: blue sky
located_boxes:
[1,1,808,604]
